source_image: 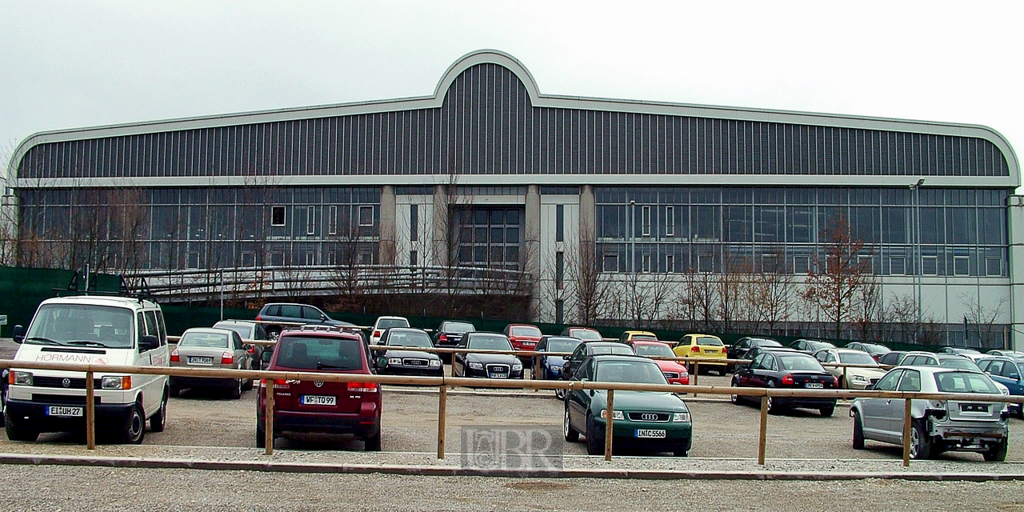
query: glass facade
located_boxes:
[595,186,1010,278]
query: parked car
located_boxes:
[256,325,380,450]
[731,347,839,416]
[534,335,583,383]
[788,338,836,354]
[987,349,1024,358]
[170,327,252,398]
[373,328,443,376]
[370,316,410,344]
[877,350,910,367]
[977,356,1024,417]
[728,337,781,372]
[811,348,887,389]
[433,320,477,349]
[844,341,891,362]
[939,347,984,359]
[561,326,604,342]
[452,332,523,379]
[673,334,727,375]
[851,367,1009,460]
[563,354,692,456]
[561,341,635,383]
[504,323,543,353]
[901,351,982,371]
[629,340,689,385]
[213,319,269,369]
[255,303,353,339]
[618,330,659,344]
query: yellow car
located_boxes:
[618,330,659,344]
[673,334,727,375]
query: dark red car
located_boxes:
[504,323,542,352]
[256,326,381,450]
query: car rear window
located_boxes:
[696,336,723,346]
[591,344,635,356]
[277,336,363,370]
[777,354,825,372]
[511,326,542,337]
[634,343,674,358]
[939,357,979,370]
[214,323,251,339]
[179,331,229,348]
[445,322,476,333]
[570,329,603,341]
[934,372,998,394]
[378,318,410,329]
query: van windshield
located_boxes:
[25,304,135,349]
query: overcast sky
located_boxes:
[2,1,1022,192]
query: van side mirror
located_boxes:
[12,325,24,344]
[139,335,160,352]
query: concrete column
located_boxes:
[525,185,541,319]
[432,185,449,267]
[1008,195,1024,350]
[378,185,397,265]
[580,185,596,243]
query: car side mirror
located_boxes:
[262,350,274,364]
[12,324,24,344]
[376,356,388,368]
[139,335,160,352]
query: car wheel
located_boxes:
[730,378,741,405]
[585,414,603,456]
[983,439,1008,462]
[231,379,243,399]
[149,391,167,433]
[909,420,931,460]
[122,403,146,444]
[555,387,566,400]
[766,382,780,414]
[267,328,280,341]
[819,405,835,417]
[852,410,865,449]
[256,425,266,448]
[365,432,382,452]
[5,415,38,442]
[563,406,579,443]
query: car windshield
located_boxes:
[179,331,230,348]
[276,336,363,370]
[595,361,667,385]
[570,329,603,341]
[511,326,542,336]
[386,330,432,348]
[590,344,634,356]
[467,335,512,351]
[939,357,980,371]
[630,333,658,340]
[696,336,723,346]
[778,354,825,372]
[213,323,251,339]
[839,352,877,365]
[25,303,135,349]
[934,372,999,394]
[547,339,581,353]
[377,318,409,329]
[634,343,674,358]
[444,322,476,334]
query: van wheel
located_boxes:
[5,416,38,442]
[149,392,167,432]
[122,403,146,444]
[365,432,382,451]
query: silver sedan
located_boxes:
[170,328,252,399]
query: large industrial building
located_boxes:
[5,50,1022,347]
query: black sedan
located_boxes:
[453,332,523,379]
[728,336,781,372]
[730,347,839,416]
[787,338,836,354]
[373,328,443,376]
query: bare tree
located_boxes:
[746,250,794,336]
[716,253,751,334]
[802,215,873,339]
[961,291,1008,348]
[564,230,608,325]
[677,267,718,333]
[851,273,882,341]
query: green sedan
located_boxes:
[563,354,693,456]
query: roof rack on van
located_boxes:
[52,271,154,302]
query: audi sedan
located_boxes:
[731,348,839,416]
[373,328,443,377]
[452,333,523,379]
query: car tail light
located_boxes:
[373,330,382,338]
[255,315,262,321]
[690,346,700,353]
[170,349,179,363]
[221,351,234,365]
[439,334,448,343]
[832,376,839,387]
[781,374,794,385]
[246,346,256,354]
[348,381,378,393]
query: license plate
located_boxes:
[300,395,336,406]
[188,356,214,365]
[704,349,717,354]
[490,372,508,379]
[806,382,824,389]
[961,404,988,412]
[636,429,666,438]
[47,406,83,417]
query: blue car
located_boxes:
[977,356,1024,417]
[534,336,582,397]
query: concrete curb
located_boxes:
[0,453,1020,481]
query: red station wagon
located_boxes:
[256,326,381,450]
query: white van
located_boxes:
[7,295,170,443]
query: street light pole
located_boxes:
[910,178,925,342]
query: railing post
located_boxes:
[437,385,447,459]
[692,361,699,396]
[85,370,95,450]
[757,394,768,465]
[533,355,540,382]
[264,378,275,455]
[842,366,848,389]
[902,397,912,467]
[604,389,614,461]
